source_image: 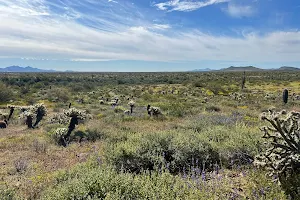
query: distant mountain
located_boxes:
[277,66,300,71]
[191,68,213,72]
[219,66,300,72]
[220,66,264,71]
[0,66,57,72]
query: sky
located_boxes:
[0,0,299,72]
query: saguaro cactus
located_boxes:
[241,71,246,90]
[283,89,288,104]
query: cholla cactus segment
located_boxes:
[230,92,245,101]
[148,106,162,116]
[0,111,8,118]
[48,113,69,125]
[254,109,300,176]
[32,103,48,116]
[128,100,135,107]
[21,110,34,118]
[63,108,86,119]
[55,128,68,136]
[18,106,31,112]
[7,104,16,109]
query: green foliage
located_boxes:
[105,130,219,173]
[114,106,126,113]
[0,82,13,103]
[0,185,18,200]
[47,88,70,103]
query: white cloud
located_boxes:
[0,0,299,63]
[224,3,255,18]
[154,0,229,12]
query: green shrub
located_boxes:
[105,130,219,173]
[0,82,13,103]
[114,106,126,113]
[0,185,18,200]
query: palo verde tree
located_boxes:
[254,108,300,198]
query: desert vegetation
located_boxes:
[0,71,300,199]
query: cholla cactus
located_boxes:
[254,108,300,197]
[110,100,117,107]
[7,104,16,121]
[54,128,68,145]
[124,110,130,115]
[49,113,69,125]
[55,128,68,137]
[21,110,34,128]
[18,104,48,128]
[264,93,277,101]
[63,108,87,146]
[128,100,135,113]
[32,103,48,127]
[230,92,244,101]
[0,111,8,120]
[148,106,162,117]
[64,108,86,119]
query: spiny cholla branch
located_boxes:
[254,108,300,176]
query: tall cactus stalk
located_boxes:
[241,71,246,90]
[283,89,288,104]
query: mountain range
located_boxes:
[192,66,300,72]
[0,65,299,73]
[0,66,58,72]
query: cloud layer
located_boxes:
[154,0,229,12]
[0,0,299,63]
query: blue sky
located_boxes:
[0,0,299,72]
